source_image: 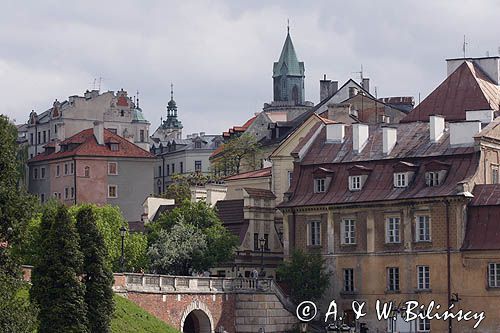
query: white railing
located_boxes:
[116,273,273,293]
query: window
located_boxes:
[108,185,118,198]
[171,163,175,174]
[314,178,326,193]
[394,172,408,187]
[54,124,57,134]
[386,217,401,243]
[253,233,259,251]
[108,128,117,134]
[195,160,202,172]
[64,163,68,175]
[344,268,354,292]
[37,132,41,144]
[492,166,499,184]
[195,141,202,149]
[264,233,269,250]
[108,162,118,175]
[40,193,45,203]
[43,131,46,143]
[416,215,431,242]
[65,187,69,199]
[70,162,74,174]
[417,318,431,332]
[53,192,58,198]
[48,129,50,141]
[41,167,46,179]
[387,267,400,291]
[489,263,500,288]
[309,221,321,246]
[110,143,119,151]
[84,166,90,178]
[180,161,184,173]
[426,171,440,186]
[417,266,430,290]
[166,165,170,176]
[30,133,33,144]
[70,187,75,199]
[158,166,162,177]
[288,171,293,187]
[341,219,356,244]
[349,176,362,191]
[33,168,38,179]
[140,129,145,142]
[56,165,60,177]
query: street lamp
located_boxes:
[259,237,266,277]
[119,226,127,272]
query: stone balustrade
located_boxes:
[113,273,274,294]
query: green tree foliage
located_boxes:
[70,205,148,273]
[161,174,192,203]
[148,221,208,275]
[76,205,114,333]
[212,133,260,176]
[31,203,89,333]
[0,115,38,332]
[276,249,330,304]
[147,200,238,275]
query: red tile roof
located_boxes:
[401,61,500,123]
[224,167,272,181]
[28,128,155,162]
[462,184,500,251]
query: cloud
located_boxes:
[1,0,500,135]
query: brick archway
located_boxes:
[180,300,214,333]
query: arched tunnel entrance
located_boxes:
[182,309,212,333]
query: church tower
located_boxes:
[272,27,305,105]
[159,84,183,140]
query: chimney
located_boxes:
[362,78,370,93]
[349,87,358,98]
[330,81,338,95]
[382,127,397,155]
[93,121,104,145]
[320,74,331,101]
[326,123,346,143]
[466,109,494,124]
[352,123,369,153]
[449,121,481,145]
[429,115,445,142]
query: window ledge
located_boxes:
[340,291,358,298]
[385,290,401,294]
[414,288,432,293]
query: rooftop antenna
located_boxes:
[352,64,364,81]
[287,19,290,34]
[136,90,140,108]
[462,35,468,58]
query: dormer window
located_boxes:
[195,141,202,149]
[314,178,326,193]
[110,143,119,151]
[426,171,441,186]
[394,172,408,188]
[349,176,361,190]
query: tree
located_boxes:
[147,200,238,275]
[212,133,260,176]
[76,205,114,333]
[276,249,330,304]
[0,115,38,332]
[148,221,208,275]
[69,205,148,273]
[161,174,192,202]
[31,203,89,333]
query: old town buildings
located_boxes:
[277,56,500,332]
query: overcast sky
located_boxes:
[2,0,500,135]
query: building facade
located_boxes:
[26,89,150,159]
[27,123,156,222]
[277,57,500,332]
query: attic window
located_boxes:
[425,171,441,187]
[394,172,408,188]
[195,141,202,149]
[110,143,119,151]
[349,176,362,191]
[314,178,326,193]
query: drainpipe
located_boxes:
[446,199,451,333]
[73,158,77,205]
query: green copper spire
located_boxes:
[273,28,304,78]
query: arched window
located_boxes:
[292,85,299,104]
[84,166,90,178]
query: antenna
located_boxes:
[287,19,290,33]
[352,64,364,81]
[486,51,490,57]
[462,35,468,58]
[136,90,140,108]
[98,77,103,91]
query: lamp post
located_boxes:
[119,226,127,272]
[259,237,266,277]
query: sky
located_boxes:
[1,0,500,135]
